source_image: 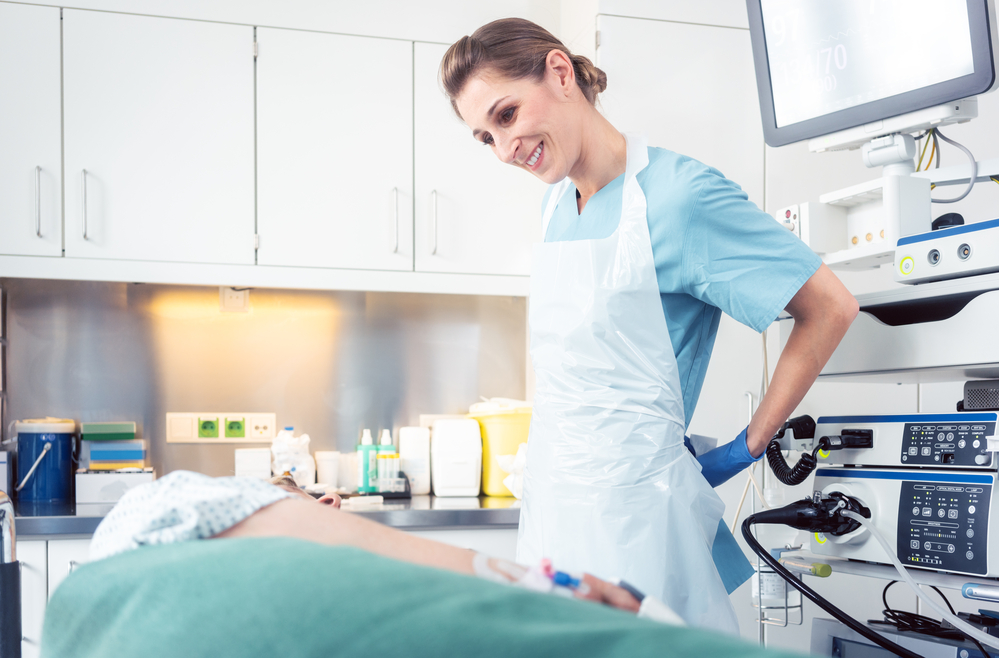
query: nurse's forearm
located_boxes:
[745,264,859,457]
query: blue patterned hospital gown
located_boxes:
[89,470,292,560]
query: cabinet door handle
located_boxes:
[68,560,79,573]
[34,166,42,237]
[81,169,89,240]
[392,187,399,254]
[431,189,438,256]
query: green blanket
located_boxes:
[41,538,803,658]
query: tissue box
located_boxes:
[235,448,272,479]
[75,468,155,516]
[81,439,147,470]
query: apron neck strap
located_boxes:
[539,134,649,239]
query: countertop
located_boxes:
[14,495,521,538]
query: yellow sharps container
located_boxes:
[468,399,532,497]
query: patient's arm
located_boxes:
[215,499,639,612]
[217,499,475,573]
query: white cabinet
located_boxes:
[16,540,46,658]
[0,4,62,257]
[0,12,537,295]
[46,539,90,600]
[62,11,255,265]
[14,538,91,658]
[257,29,414,271]
[414,43,544,276]
[596,15,765,209]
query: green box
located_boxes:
[198,418,219,438]
[80,422,137,441]
[224,418,246,438]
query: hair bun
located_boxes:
[440,18,609,115]
[572,54,608,100]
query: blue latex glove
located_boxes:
[685,427,762,488]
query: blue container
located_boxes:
[15,419,76,510]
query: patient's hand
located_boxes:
[576,574,641,612]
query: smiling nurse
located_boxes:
[440,18,859,632]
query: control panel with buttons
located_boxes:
[901,422,996,467]
[815,414,998,469]
[898,481,989,575]
[813,468,999,577]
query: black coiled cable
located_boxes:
[766,436,829,486]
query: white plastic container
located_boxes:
[399,426,431,495]
[430,419,482,497]
[235,448,272,479]
[271,427,316,487]
[315,451,340,488]
[339,451,358,492]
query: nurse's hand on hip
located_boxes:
[743,264,859,459]
[443,20,628,210]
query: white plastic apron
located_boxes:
[517,134,738,634]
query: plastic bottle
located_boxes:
[378,429,394,453]
[356,429,378,493]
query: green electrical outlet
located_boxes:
[225,418,246,438]
[198,418,219,438]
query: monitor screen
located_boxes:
[747,0,996,146]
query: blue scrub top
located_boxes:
[544,146,822,429]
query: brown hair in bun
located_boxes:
[440,18,607,118]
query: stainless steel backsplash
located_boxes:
[0,278,526,477]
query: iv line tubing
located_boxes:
[841,510,999,650]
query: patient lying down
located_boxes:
[89,471,640,613]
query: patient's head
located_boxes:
[269,475,341,508]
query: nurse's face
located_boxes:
[455,51,582,184]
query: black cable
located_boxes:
[742,515,923,658]
[931,584,956,616]
[872,580,992,658]
[765,437,828,486]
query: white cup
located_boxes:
[315,451,340,489]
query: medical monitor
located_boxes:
[746,0,998,148]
